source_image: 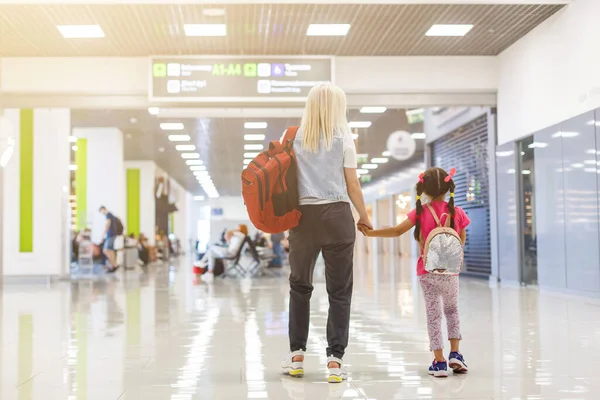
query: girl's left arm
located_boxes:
[361,218,415,238]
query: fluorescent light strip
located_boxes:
[184,24,226,37]
[349,121,372,129]
[357,169,369,175]
[57,25,105,38]
[244,144,264,151]
[168,135,191,142]
[362,164,378,170]
[244,122,268,129]
[371,158,389,164]
[186,160,203,165]
[243,159,252,165]
[175,144,196,151]
[244,152,259,158]
[160,122,184,131]
[244,134,266,141]
[382,151,391,157]
[194,196,205,201]
[181,153,200,159]
[425,24,473,37]
[307,24,350,36]
[411,132,426,140]
[360,107,387,114]
[148,107,159,115]
[190,166,206,171]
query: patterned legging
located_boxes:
[419,274,462,351]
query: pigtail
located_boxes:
[413,181,424,242]
[447,180,456,229]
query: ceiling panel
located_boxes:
[0,3,563,57]
[70,108,425,197]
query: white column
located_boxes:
[73,127,125,244]
[1,108,70,277]
[124,161,156,245]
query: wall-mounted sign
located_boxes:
[149,56,333,103]
[211,207,224,217]
[386,131,416,161]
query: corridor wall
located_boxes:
[532,110,600,293]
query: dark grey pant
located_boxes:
[288,202,356,359]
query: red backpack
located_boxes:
[241,127,302,234]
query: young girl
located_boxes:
[361,167,470,377]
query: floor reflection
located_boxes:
[0,255,599,399]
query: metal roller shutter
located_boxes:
[431,114,491,277]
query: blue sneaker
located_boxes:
[428,360,448,377]
[448,352,468,373]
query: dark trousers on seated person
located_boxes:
[288,202,355,359]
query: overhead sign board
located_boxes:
[149,56,333,103]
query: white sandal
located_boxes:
[281,350,305,377]
[327,356,347,383]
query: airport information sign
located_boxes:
[149,57,332,102]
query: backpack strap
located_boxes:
[283,126,299,149]
[424,203,442,227]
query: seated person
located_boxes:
[137,234,150,266]
[197,224,249,283]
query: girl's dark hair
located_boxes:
[413,167,456,242]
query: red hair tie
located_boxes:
[444,168,456,182]
[418,172,424,183]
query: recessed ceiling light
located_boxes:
[244,144,264,151]
[194,195,205,201]
[129,117,138,124]
[307,24,350,36]
[181,153,200,159]
[349,121,372,129]
[175,144,196,151]
[148,107,159,115]
[371,158,389,164]
[160,122,184,131]
[168,135,191,142]
[69,164,78,171]
[69,136,77,143]
[244,152,260,158]
[411,132,426,140]
[184,24,227,37]
[57,25,105,39]
[244,134,266,141]
[244,122,268,129]
[190,165,206,171]
[360,107,387,114]
[426,24,473,37]
[186,160,203,165]
[158,147,166,153]
[362,164,378,170]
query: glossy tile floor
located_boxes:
[2,254,600,400]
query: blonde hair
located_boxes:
[300,83,349,153]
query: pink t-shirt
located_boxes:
[407,201,470,276]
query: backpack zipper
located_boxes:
[248,169,264,211]
[274,156,285,191]
[251,160,269,202]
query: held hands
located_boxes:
[357,216,373,237]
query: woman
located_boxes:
[280,83,372,383]
[198,224,249,283]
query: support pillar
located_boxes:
[73,128,125,244]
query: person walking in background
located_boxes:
[361,167,470,377]
[99,206,121,273]
[280,83,372,383]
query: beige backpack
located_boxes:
[419,203,464,275]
